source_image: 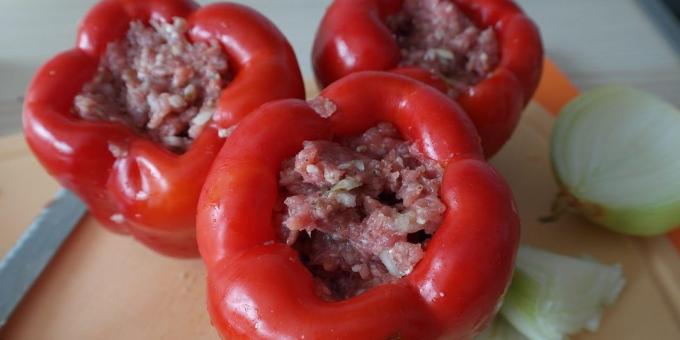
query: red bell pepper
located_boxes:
[312,0,543,157]
[197,72,520,339]
[23,0,304,257]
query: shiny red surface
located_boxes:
[312,0,543,157]
[197,72,520,339]
[23,0,304,257]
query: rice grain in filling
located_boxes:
[278,122,446,300]
[387,0,499,97]
[73,17,230,152]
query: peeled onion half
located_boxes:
[549,86,680,235]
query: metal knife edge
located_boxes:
[0,189,87,327]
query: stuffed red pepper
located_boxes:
[23,0,304,257]
[197,72,520,339]
[312,0,543,157]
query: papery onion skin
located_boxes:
[553,188,680,236]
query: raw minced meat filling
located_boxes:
[278,122,446,300]
[387,0,499,96]
[74,17,230,152]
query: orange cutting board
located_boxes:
[1,74,679,339]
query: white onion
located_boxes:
[549,86,680,235]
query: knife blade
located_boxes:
[0,189,86,327]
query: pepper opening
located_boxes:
[73,17,231,153]
[276,122,445,300]
[386,0,499,97]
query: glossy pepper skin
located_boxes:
[23,0,304,257]
[197,72,520,339]
[312,0,543,157]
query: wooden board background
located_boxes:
[1,100,679,339]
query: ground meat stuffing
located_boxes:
[278,123,446,300]
[387,0,499,96]
[73,17,230,152]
